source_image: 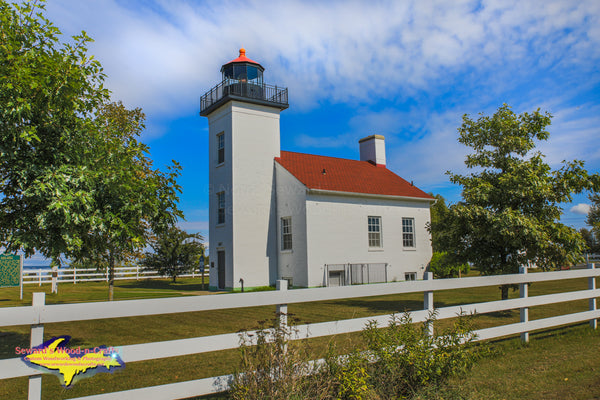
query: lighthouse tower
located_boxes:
[200,49,289,290]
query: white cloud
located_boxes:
[570,203,591,215]
[384,108,469,186]
[39,0,600,194]
[43,0,600,117]
[537,102,600,167]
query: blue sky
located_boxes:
[27,0,600,262]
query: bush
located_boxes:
[323,349,374,400]
[231,311,480,399]
[230,314,322,399]
[363,311,479,398]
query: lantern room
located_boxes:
[200,48,288,116]
[221,48,264,85]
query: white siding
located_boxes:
[231,102,280,288]
[207,101,281,289]
[206,104,234,289]
[275,164,308,287]
[305,192,432,287]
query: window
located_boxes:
[217,192,225,224]
[281,217,292,250]
[402,218,415,247]
[368,216,382,248]
[217,133,225,164]
[405,272,416,281]
[282,277,293,288]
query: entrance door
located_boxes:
[217,250,225,289]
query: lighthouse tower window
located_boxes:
[217,133,224,164]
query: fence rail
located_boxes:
[1,265,598,399]
[22,266,208,286]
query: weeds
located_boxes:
[230,310,481,399]
[230,314,322,399]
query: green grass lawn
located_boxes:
[0,273,598,399]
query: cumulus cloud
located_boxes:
[44,0,600,115]
[570,203,591,215]
[41,0,600,196]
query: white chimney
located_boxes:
[359,135,386,166]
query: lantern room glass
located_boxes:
[222,63,263,85]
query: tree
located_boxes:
[0,2,183,300]
[579,228,599,254]
[429,251,469,279]
[1,0,109,265]
[74,101,183,300]
[587,193,600,254]
[141,226,204,283]
[443,104,599,299]
[428,193,451,253]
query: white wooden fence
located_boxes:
[22,266,209,286]
[0,265,598,400]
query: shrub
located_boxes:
[323,349,374,400]
[231,311,479,399]
[230,314,320,399]
[362,311,479,398]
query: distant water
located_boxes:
[23,265,57,270]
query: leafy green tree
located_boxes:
[428,194,447,253]
[429,251,469,279]
[587,193,600,254]
[0,1,183,300]
[579,228,599,254]
[75,102,183,300]
[444,104,599,299]
[141,226,204,283]
[0,0,109,265]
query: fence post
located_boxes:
[38,270,42,287]
[589,262,597,330]
[136,265,139,281]
[519,266,529,343]
[73,268,76,284]
[424,271,434,337]
[276,280,288,330]
[28,292,45,400]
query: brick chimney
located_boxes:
[359,135,386,166]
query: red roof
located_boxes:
[275,151,434,200]
[225,48,261,66]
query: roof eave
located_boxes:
[306,188,435,202]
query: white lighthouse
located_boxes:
[200,49,289,290]
[201,49,433,291]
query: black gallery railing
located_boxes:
[200,80,288,113]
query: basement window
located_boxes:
[405,272,417,281]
